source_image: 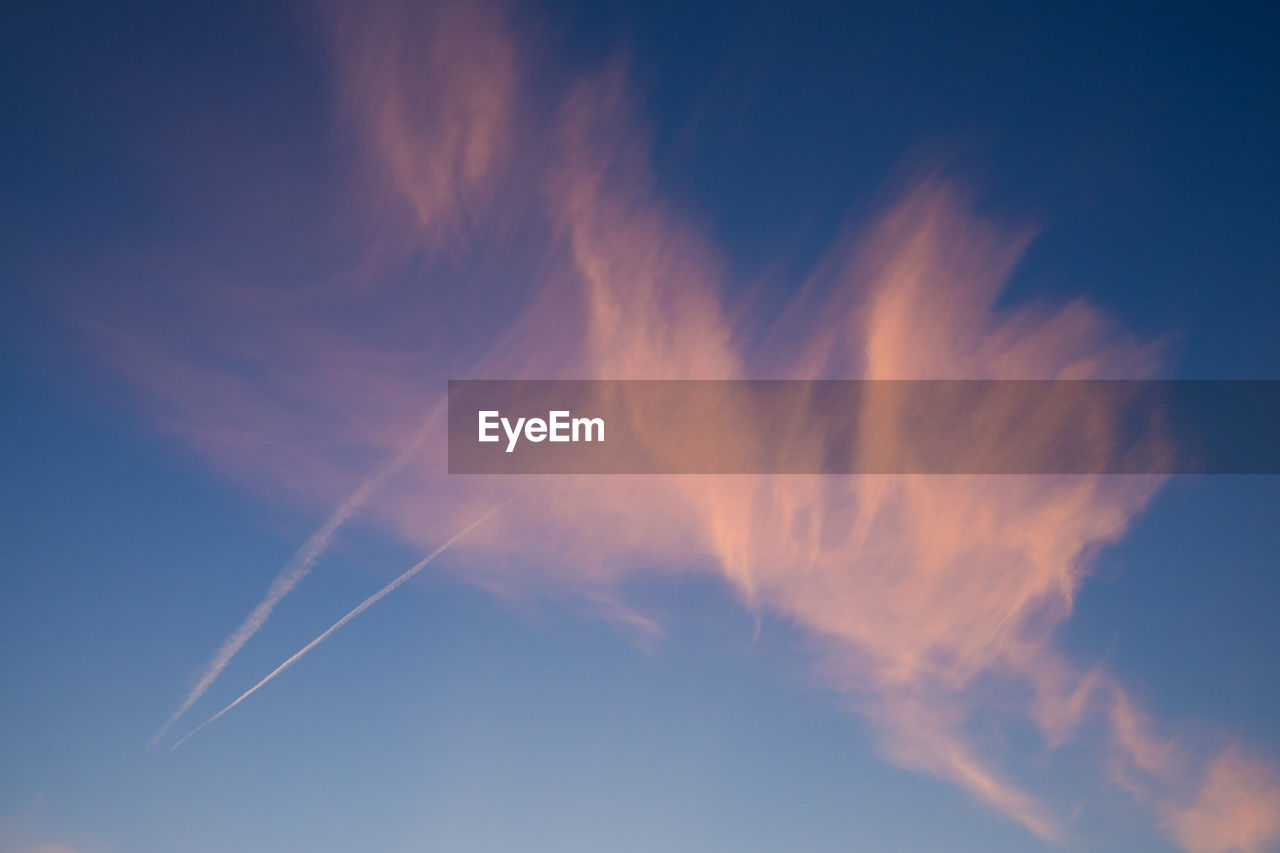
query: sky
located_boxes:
[2,1,1279,852]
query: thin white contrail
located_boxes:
[149,408,441,748]
[169,504,501,751]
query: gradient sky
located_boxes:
[2,2,1279,852]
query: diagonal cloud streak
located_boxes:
[149,408,441,748]
[170,504,501,751]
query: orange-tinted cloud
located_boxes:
[323,0,518,249]
[1165,747,1280,853]
[94,3,1280,851]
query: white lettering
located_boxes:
[480,410,604,452]
[549,410,570,442]
[573,416,604,442]
[502,416,525,453]
[478,411,499,442]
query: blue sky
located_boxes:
[3,2,1279,852]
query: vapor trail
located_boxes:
[169,504,501,751]
[150,409,440,748]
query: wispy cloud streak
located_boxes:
[170,504,501,751]
[150,409,440,748]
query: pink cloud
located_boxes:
[1165,747,1280,853]
[93,3,1280,851]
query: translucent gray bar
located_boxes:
[447,380,1280,474]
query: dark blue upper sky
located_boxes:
[4,0,1278,373]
